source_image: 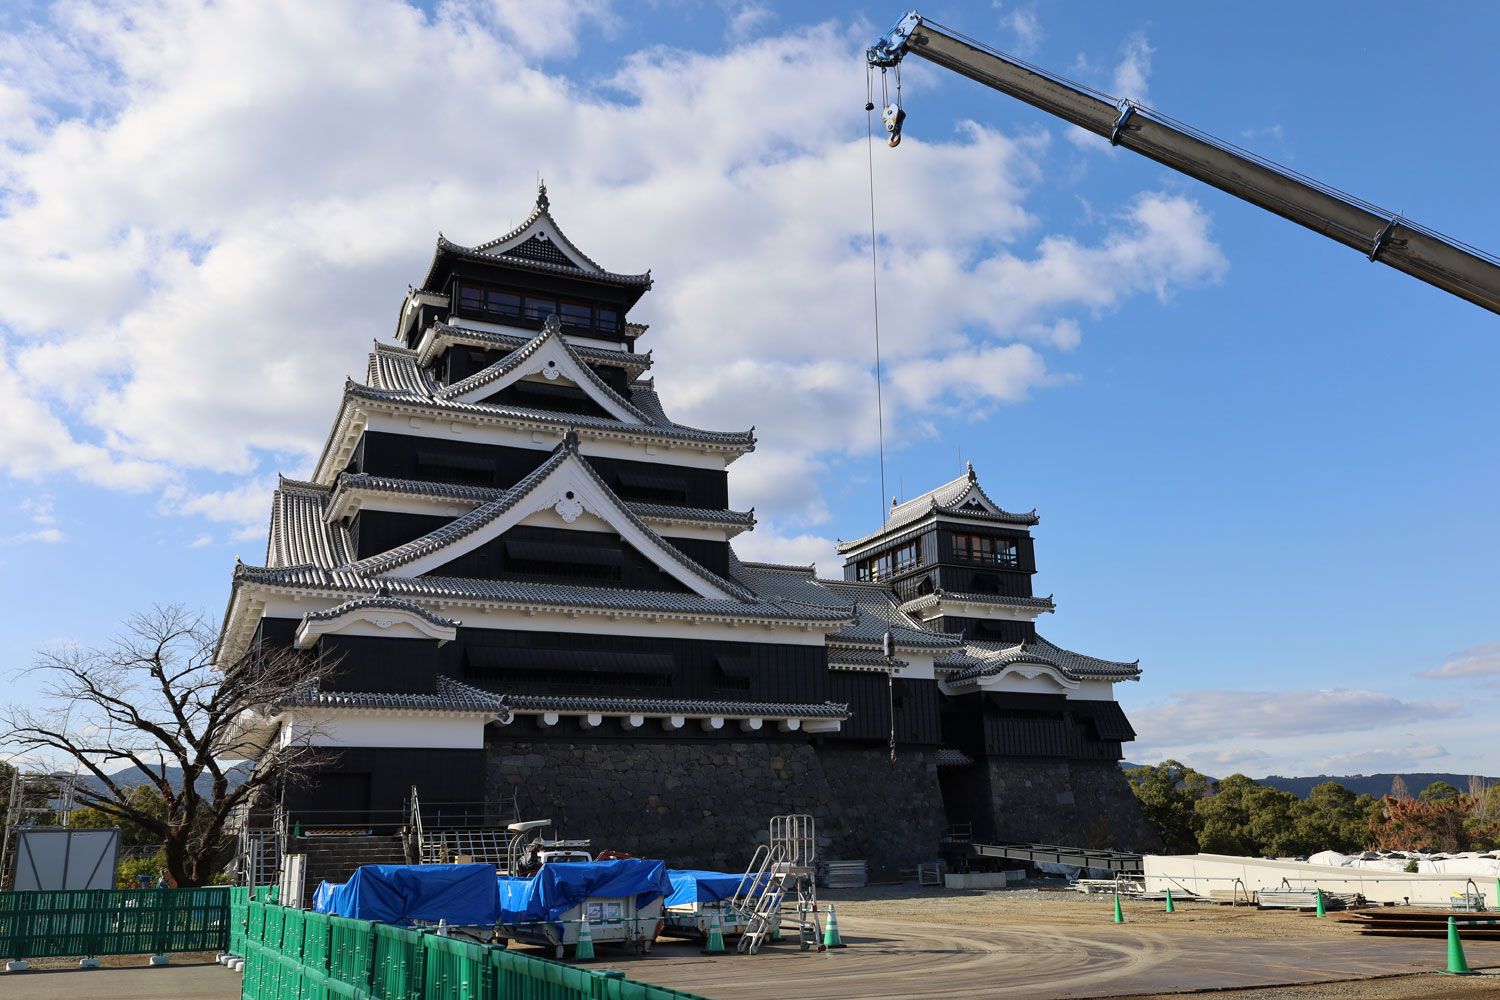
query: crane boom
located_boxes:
[867,12,1500,316]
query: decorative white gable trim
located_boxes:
[481,214,600,273]
[384,450,741,601]
[941,661,1079,696]
[443,331,644,423]
[294,606,458,649]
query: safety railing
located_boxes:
[235,899,707,1000]
[0,886,233,960]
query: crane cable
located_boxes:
[865,66,889,527]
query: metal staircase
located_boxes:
[731,814,820,955]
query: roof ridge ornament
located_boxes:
[536,179,549,211]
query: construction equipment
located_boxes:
[731,814,821,955]
[867,12,1500,316]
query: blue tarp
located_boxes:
[311,880,341,914]
[497,858,673,928]
[318,863,500,925]
[665,870,757,907]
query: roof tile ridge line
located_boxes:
[468,189,645,281]
[341,383,755,445]
[426,321,653,365]
[565,446,761,603]
[346,443,573,576]
[889,469,971,518]
[951,474,1035,521]
[1032,633,1141,669]
[738,560,817,574]
[372,340,419,358]
[307,595,462,629]
[434,317,654,424]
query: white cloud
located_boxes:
[997,6,1044,56]
[0,2,1224,546]
[1132,688,1464,746]
[1,527,63,545]
[723,2,772,41]
[1112,30,1154,104]
[1310,743,1449,775]
[474,0,617,58]
[1418,642,1500,680]
[189,533,213,548]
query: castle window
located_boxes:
[560,302,592,328]
[855,540,920,582]
[523,297,558,322]
[952,533,1018,567]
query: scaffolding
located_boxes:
[0,770,83,889]
[731,814,821,954]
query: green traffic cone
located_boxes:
[822,904,845,949]
[701,911,726,954]
[1164,889,1175,914]
[1113,894,1124,924]
[1314,888,1325,918]
[574,914,595,962]
[1441,917,1476,976]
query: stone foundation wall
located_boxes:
[485,738,945,875]
[979,757,1161,852]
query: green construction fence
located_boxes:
[235,898,708,1000]
[0,885,235,960]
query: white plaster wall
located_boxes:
[281,711,486,749]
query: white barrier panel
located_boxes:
[1144,853,1491,906]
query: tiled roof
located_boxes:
[434,316,654,426]
[899,591,1057,614]
[302,595,460,630]
[837,464,1038,553]
[266,478,351,569]
[828,647,906,670]
[502,694,849,720]
[234,565,852,625]
[729,558,961,652]
[342,374,755,450]
[420,186,651,292]
[344,438,758,602]
[416,322,652,373]
[934,748,975,767]
[937,635,1141,683]
[329,472,755,529]
[286,675,510,714]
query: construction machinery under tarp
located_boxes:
[660,869,768,940]
[495,857,671,958]
[312,863,500,925]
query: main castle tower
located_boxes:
[221,187,1155,871]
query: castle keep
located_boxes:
[221,187,1156,870]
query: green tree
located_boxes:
[1288,782,1378,855]
[1419,780,1461,802]
[72,785,167,848]
[1195,774,1306,857]
[1125,760,1211,853]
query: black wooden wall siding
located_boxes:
[940,691,1128,762]
[823,674,943,746]
[933,616,1038,644]
[450,628,831,707]
[283,747,486,826]
[481,380,615,420]
[354,433,729,510]
[319,635,440,695]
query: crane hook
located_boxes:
[883,104,906,147]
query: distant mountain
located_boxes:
[1258,773,1496,799]
[73,763,250,799]
[1121,762,1496,800]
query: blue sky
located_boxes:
[0,1,1496,779]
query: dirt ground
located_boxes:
[613,884,1500,999]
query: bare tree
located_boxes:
[1,605,334,886]
[1389,775,1411,801]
